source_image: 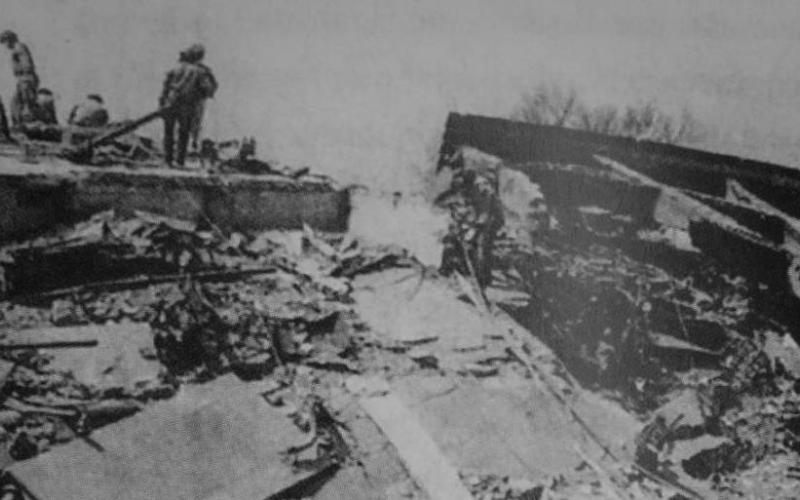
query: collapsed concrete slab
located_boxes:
[17,322,163,396]
[440,112,800,218]
[0,156,350,241]
[6,375,315,500]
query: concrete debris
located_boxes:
[5,376,323,500]
[407,347,439,369]
[0,208,409,475]
[437,122,800,498]
[4,107,800,500]
[763,330,800,378]
[361,393,475,500]
[461,473,545,500]
[458,363,498,378]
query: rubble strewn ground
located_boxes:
[2,135,800,499]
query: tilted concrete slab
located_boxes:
[352,268,486,353]
[391,374,641,483]
[0,154,350,241]
[8,322,162,394]
[7,375,313,500]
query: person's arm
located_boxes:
[199,65,218,98]
[159,70,174,108]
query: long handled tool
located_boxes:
[64,106,171,163]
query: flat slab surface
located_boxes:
[394,374,581,479]
[9,375,311,500]
[0,152,330,188]
[393,374,641,481]
[6,322,161,393]
[361,393,474,500]
[353,269,486,351]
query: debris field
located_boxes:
[1,113,800,500]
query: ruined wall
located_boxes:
[442,113,800,218]
[0,163,350,242]
[0,176,75,238]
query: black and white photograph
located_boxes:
[0,1,799,498]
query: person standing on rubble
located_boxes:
[0,30,39,127]
[439,169,504,289]
[159,44,218,167]
[182,48,217,153]
[469,174,505,287]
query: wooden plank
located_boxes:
[360,394,474,500]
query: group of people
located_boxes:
[0,30,111,142]
[0,30,218,168]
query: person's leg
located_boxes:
[475,232,494,288]
[163,115,176,165]
[0,96,10,140]
[10,82,23,128]
[18,77,38,124]
[190,101,204,151]
[176,111,191,167]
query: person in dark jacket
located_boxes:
[469,174,505,287]
[68,94,109,127]
[182,48,218,152]
[31,88,57,124]
[0,30,39,127]
[160,44,217,166]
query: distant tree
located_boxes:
[512,84,704,145]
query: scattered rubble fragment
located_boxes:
[0,206,415,490]
[435,135,800,498]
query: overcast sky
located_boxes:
[3,0,800,190]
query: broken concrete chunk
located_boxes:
[232,352,274,379]
[407,348,439,369]
[458,363,498,378]
[50,298,87,326]
[671,435,733,479]
[763,330,800,378]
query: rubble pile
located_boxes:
[0,210,413,468]
[501,206,800,494]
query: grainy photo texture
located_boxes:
[0,1,799,499]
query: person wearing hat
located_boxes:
[159,43,218,167]
[184,45,217,153]
[0,30,39,127]
[68,94,110,128]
